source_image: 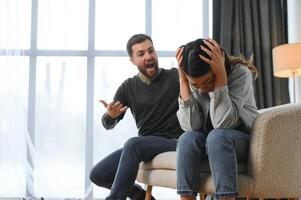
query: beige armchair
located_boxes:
[137,103,301,200]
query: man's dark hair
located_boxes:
[126,34,153,57]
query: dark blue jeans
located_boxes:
[176,129,250,199]
[90,136,177,200]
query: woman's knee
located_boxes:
[178,131,202,146]
[177,131,207,156]
[206,129,233,153]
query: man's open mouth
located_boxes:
[146,62,154,68]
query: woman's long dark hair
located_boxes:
[182,39,258,78]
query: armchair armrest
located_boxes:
[247,103,301,197]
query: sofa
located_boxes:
[137,103,301,200]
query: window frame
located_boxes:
[0,0,210,198]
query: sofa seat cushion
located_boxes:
[139,151,247,173]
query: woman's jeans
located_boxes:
[176,129,250,199]
[90,135,177,200]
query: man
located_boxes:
[90,34,183,200]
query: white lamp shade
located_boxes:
[272,43,301,77]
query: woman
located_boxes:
[176,38,258,200]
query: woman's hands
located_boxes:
[176,47,191,101]
[200,38,227,89]
[176,47,188,83]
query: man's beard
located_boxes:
[138,63,159,78]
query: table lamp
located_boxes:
[272,43,301,103]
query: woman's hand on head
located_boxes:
[176,47,189,84]
[199,38,227,89]
[176,46,191,100]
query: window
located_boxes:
[152,0,203,50]
[95,0,145,50]
[34,57,87,197]
[0,0,210,199]
[38,0,88,49]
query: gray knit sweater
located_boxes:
[102,68,183,139]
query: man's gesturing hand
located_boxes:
[99,100,128,119]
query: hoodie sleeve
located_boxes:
[176,95,204,131]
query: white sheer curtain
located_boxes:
[0,0,209,199]
[34,57,87,197]
[0,57,28,197]
[1,0,88,198]
[0,0,29,197]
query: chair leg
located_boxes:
[145,185,153,200]
[199,193,205,200]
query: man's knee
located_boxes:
[90,165,112,188]
[123,137,143,152]
[89,166,102,185]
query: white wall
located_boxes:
[287,0,301,102]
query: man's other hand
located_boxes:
[99,100,127,119]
